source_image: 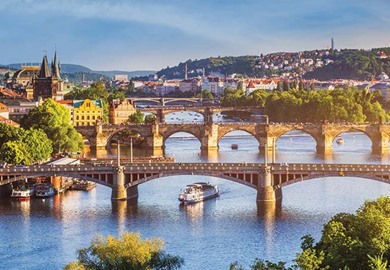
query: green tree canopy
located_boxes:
[232,196,390,270]
[295,196,390,270]
[20,99,83,154]
[0,124,52,165]
[128,111,145,124]
[64,232,184,270]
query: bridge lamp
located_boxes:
[130,137,133,163]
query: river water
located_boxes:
[1,115,390,269]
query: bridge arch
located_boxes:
[331,128,373,146]
[163,131,202,148]
[275,129,317,152]
[124,172,258,190]
[217,129,259,148]
[280,174,390,188]
[106,128,146,149]
[217,128,258,143]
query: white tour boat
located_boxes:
[10,184,36,201]
[35,183,55,198]
[178,182,219,203]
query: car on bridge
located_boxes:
[14,164,28,168]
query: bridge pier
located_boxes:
[144,124,164,152]
[156,109,165,123]
[200,124,219,150]
[256,165,282,206]
[111,166,129,200]
[316,135,333,155]
[371,133,390,155]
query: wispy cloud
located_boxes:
[2,0,390,70]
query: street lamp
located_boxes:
[130,137,133,163]
[117,139,121,166]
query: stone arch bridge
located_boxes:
[76,122,390,155]
[1,163,390,207]
[137,105,262,123]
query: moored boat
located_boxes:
[336,136,344,144]
[70,180,96,191]
[35,183,55,198]
[178,182,219,203]
[10,184,36,201]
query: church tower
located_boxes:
[33,50,64,101]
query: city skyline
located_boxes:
[1,0,390,71]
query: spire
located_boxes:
[39,51,51,78]
[52,50,61,79]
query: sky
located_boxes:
[1,0,390,71]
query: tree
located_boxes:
[20,99,83,154]
[0,125,52,165]
[0,123,22,146]
[0,141,30,165]
[64,232,184,270]
[296,196,390,270]
[128,111,145,124]
[232,196,390,270]
[145,114,156,124]
[230,259,294,270]
[21,129,52,164]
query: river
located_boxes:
[1,116,390,269]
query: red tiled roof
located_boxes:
[0,115,19,127]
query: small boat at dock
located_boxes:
[70,180,96,191]
[178,182,219,203]
[35,183,55,198]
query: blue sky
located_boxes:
[1,0,390,71]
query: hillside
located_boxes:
[1,63,156,83]
[156,47,390,81]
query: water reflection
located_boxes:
[179,202,204,220]
[111,200,128,235]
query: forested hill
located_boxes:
[156,47,390,81]
[157,56,259,79]
[304,48,390,80]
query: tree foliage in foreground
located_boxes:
[232,196,390,270]
[64,232,184,270]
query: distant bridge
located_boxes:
[2,162,390,205]
[129,97,218,106]
[76,122,390,155]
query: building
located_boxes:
[179,78,201,94]
[33,51,64,101]
[0,102,9,119]
[73,99,103,126]
[109,99,137,124]
[156,80,179,96]
[0,99,37,122]
[8,65,40,96]
[202,77,225,97]
[114,74,129,82]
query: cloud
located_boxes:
[2,0,390,70]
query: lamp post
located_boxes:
[130,137,133,163]
[117,140,120,166]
